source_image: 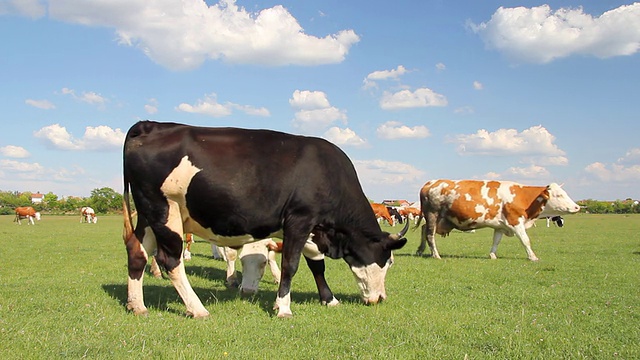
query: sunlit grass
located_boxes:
[1,213,638,358]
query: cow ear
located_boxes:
[541,186,551,200]
[385,238,407,251]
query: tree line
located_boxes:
[0,187,123,215]
[1,188,638,215]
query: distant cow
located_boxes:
[416,180,580,261]
[546,216,564,227]
[80,207,97,224]
[14,206,41,225]
[122,121,408,318]
[371,203,394,226]
[398,206,421,224]
[387,207,403,225]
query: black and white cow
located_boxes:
[122,121,408,318]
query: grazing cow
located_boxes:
[546,216,564,227]
[371,203,394,226]
[80,207,98,224]
[387,207,403,225]
[14,206,41,225]
[416,180,580,261]
[149,237,283,295]
[122,121,408,318]
[398,206,421,224]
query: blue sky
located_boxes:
[1,0,639,203]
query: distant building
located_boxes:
[31,192,43,204]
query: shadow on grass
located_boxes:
[101,273,357,317]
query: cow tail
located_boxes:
[413,213,423,231]
[122,176,134,244]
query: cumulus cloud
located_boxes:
[473,81,483,90]
[0,0,45,18]
[176,93,269,117]
[60,87,108,108]
[470,3,640,64]
[450,125,565,157]
[584,147,640,183]
[323,127,367,147]
[376,121,430,140]
[289,90,331,110]
[290,90,348,133]
[33,0,359,70]
[0,159,45,175]
[362,65,409,89]
[480,164,551,182]
[380,88,448,110]
[144,98,158,114]
[25,99,55,110]
[353,159,426,201]
[0,145,30,158]
[0,158,84,183]
[33,124,125,151]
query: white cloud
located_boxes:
[353,159,427,201]
[25,99,55,110]
[380,88,447,110]
[0,0,45,18]
[480,165,551,182]
[365,65,408,81]
[585,162,640,182]
[289,90,331,110]
[471,4,640,64]
[33,124,125,151]
[176,93,269,117]
[323,127,367,147]
[60,87,108,108]
[290,90,347,133]
[292,107,347,133]
[435,62,446,71]
[0,145,30,158]
[451,125,565,157]
[584,147,640,183]
[617,148,640,165]
[473,81,483,90]
[376,121,430,140]
[454,106,474,114]
[43,0,359,70]
[144,98,158,114]
[0,159,85,183]
[0,159,45,176]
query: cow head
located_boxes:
[238,239,278,295]
[540,183,581,216]
[312,222,408,305]
[34,212,41,221]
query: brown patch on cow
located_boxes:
[484,181,502,221]
[446,181,500,225]
[502,185,548,226]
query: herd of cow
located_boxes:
[118,120,581,319]
[13,206,98,225]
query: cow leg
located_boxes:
[302,240,339,306]
[156,201,209,318]
[512,224,539,261]
[267,248,281,284]
[125,226,151,316]
[223,247,240,288]
[28,215,35,225]
[149,256,163,278]
[275,221,312,318]
[417,212,440,258]
[489,230,504,260]
[183,233,193,261]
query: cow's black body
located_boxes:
[122,120,407,317]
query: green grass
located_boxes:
[1,213,639,359]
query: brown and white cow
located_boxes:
[416,180,580,261]
[14,206,41,225]
[80,207,98,224]
[371,202,394,226]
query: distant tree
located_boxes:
[43,192,59,211]
[89,187,123,213]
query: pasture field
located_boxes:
[1,213,639,359]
